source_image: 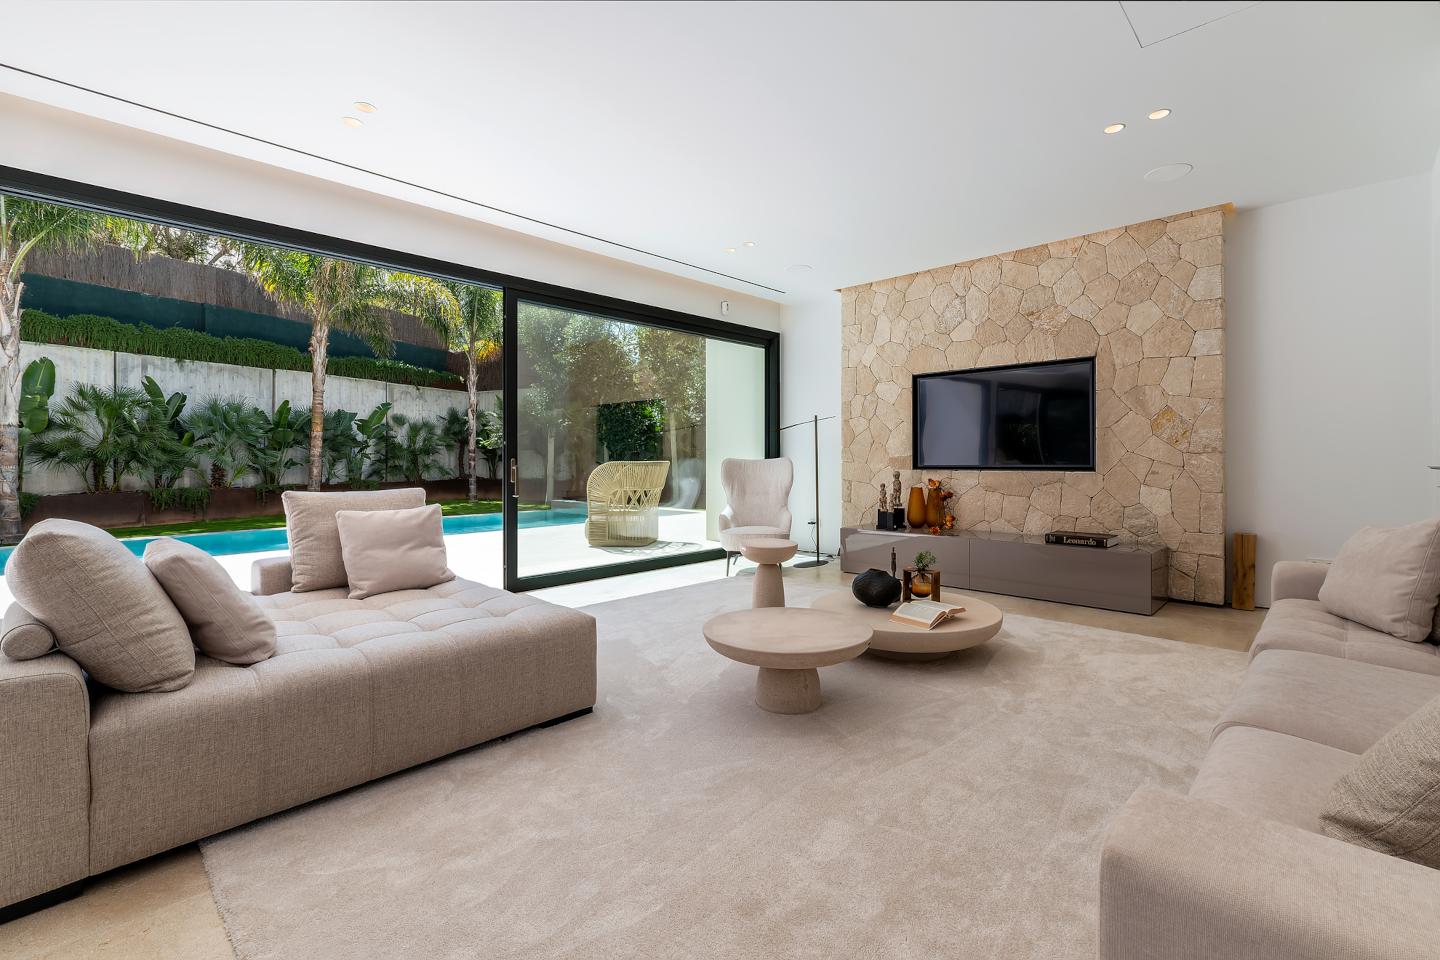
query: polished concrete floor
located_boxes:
[0,558,1264,960]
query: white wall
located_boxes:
[1227,173,1435,604]
[0,94,783,334]
[779,295,842,557]
[703,339,768,540]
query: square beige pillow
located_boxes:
[282,487,426,592]
[1318,519,1440,643]
[335,503,455,599]
[1321,693,1440,868]
[7,519,195,692]
[144,538,277,665]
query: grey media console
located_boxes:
[840,526,1169,615]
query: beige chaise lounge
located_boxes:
[1099,560,1440,960]
[0,546,596,919]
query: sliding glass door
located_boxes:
[505,294,770,590]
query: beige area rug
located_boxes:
[200,578,1244,960]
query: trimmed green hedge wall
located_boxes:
[21,310,462,389]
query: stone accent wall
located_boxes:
[840,208,1225,603]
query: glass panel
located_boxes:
[514,299,766,581]
[0,192,505,585]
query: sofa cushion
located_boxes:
[1214,650,1440,754]
[1322,693,1440,868]
[335,503,454,599]
[7,519,195,692]
[0,602,56,660]
[282,488,426,592]
[1251,599,1440,676]
[1319,519,1440,643]
[144,538,277,664]
[1189,726,1359,834]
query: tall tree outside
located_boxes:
[0,196,105,542]
[442,283,500,501]
[239,248,399,490]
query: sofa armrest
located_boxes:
[0,653,90,908]
[1271,559,1328,603]
[251,556,293,596]
[1099,787,1440,960]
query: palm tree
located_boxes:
[403,282,500,501]
[27,384,147,493]
[388,413,448,483]
[239,247,399,491]
[188,397,262,487]
[0,196,106,540]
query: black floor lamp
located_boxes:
[780,413,837,568]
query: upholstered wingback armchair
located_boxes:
[718,457,793,574]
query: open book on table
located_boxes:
[889,598,967,630]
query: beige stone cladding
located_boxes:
[840,208,1226,603]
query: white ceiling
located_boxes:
[1,1,1438,303]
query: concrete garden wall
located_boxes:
[19,342,496,495]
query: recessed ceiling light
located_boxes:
[341,116,363,128]
[743,241,756,248]
[1103,122,1126,135]
[723,247,737,254]
[1148,108,1172,120]
[353,101,378,114]
[787,264,813,274]
[1144,162,1194,182]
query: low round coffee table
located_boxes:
[703,607,871,714]
[739,537,798,607]
[810,589,1003,661]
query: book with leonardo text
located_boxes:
[889,599,967,630]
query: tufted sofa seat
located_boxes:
[2,557,596,915]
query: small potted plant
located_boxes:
[904,550,940,600]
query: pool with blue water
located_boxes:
[0,507,586,573]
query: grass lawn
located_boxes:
[105,498,551,540]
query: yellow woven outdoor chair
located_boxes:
[584,460,670,546]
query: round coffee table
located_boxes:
[809,589,1003,661]
[739,537,798,608]
[703,608,871,714]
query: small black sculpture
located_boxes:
[852,567,902,608]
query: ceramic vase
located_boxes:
[906,486,928,530]
[851,568,902,608]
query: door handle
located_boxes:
[509,457,519,497]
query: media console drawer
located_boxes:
[840,527,1167,615]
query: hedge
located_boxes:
[20,310,462,389]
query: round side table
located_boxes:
[703,608,872,713]
[739,537,798,608]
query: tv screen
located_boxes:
[912,357,1095,470]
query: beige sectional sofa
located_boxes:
[0,547,596,919]
[1100,560,1440,960]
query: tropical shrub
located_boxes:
[188,397,262,487]
[248,400,308,491]
[17,357,55,496]
[597,398,665,461]
[20,310,461,389]
[438,407,469,477]
[374,413,448,484]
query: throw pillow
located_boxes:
[335,503,455,599]
[7,519,195,692]
[0,602,57,660]
[282,487,426,592]
[1318,519,1440,643]
[144,538,277,665]
[1321,693,1440,868]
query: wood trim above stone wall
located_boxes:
[840,207,1225,603]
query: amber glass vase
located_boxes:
[925,487,944,528]
[906,486,928,529]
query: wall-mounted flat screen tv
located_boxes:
[912,357,1096,470]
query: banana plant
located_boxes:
[249,399,308,490]
[16,357,55,496]
[349,402,391,487]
